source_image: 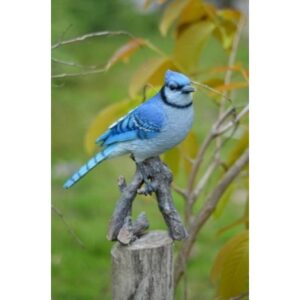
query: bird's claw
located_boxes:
[138,179,156,196]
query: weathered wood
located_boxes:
[117,213,150,245]
[107,156,188,242]
[111,231,174,300]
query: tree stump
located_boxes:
[111,231,174,300]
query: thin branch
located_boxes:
[52,67,107,79]
[217,104,249,135]
[52,30,134,50]
[192,160,218,203]
[219,15,246,114]
[51,205,85,249]
[192,80,233,104]
[51,57,97,69]
[172,184,187,199]
[216,15,246,162]
[186,106,237,195]
[175,148,249,285]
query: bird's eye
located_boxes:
[169,83,177,91]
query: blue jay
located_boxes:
[64,70,195,189]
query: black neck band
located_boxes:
[160,86,192,109]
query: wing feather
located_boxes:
[95,100,165,147]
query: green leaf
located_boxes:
[172,20,215,72]
[84,98,141,155]
[211,231,249,300]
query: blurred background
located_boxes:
[52,0,248,299]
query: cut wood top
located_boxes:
[113,230,173,252]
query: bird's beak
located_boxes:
[182,85,195,94]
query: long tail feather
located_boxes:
[64,149,110,189]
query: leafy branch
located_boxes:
[175,148,249,284]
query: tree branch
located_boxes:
[107,157,188,242]
[51,30,134,50]
[175,148,249,285]
[51,205,85,249]
[51,57,97,69]
[186,106,237,195]
[52,67,107,79]
[216,15,246,163]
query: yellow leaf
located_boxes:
[173,20,215,72]
[84,98,141,155]
[211,231,249,300]
[105,38,146,70]
[213,21,237,51]
[217,9,241,23]
[159,0,190,36]
[163,146,181,176]
[129,57,179,98]
[179,130,198,175]
[213,9,241,51]
[176,0,206,33]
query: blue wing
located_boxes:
[96,100,165,147]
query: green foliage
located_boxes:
[211,231,249,300]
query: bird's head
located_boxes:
[161,70,195,108]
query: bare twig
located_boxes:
[217,104,249,135]
[51,57,97,69]
[184,104,248,220]
[219,16,246,114]
[192,160,218,203]
[51,205,85,249]
[172,184,187,199]
[186,106,237,195]
[216,16,246,162]
[175,148,249,285]
[52,67,107,79]
[52,30,134,50]
[192,80,233,103]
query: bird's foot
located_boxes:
[138,179,157,196]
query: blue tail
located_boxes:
[64,149,111,189]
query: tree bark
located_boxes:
[111,231,174,300]
[107,156,187,242]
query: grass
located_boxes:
[52,12,249,299]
